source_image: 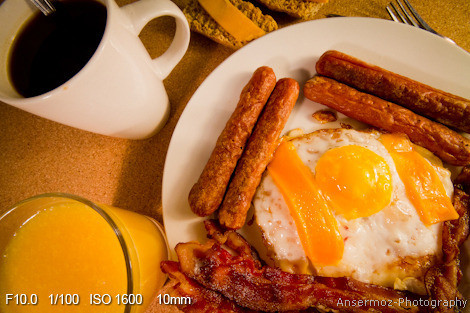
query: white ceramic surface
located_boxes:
[162,17,470,307]
[0,0,190,139]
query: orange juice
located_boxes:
[0,194,169,313]
[100,204,169,311]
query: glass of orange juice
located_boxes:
[0,193,169,313]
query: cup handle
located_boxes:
[120,0,190,79]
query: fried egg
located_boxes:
[253,128,456,294]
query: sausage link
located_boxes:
[219,78,299,229]
[316,50,470,133]
[189,67,276,217]
[303,75,470,166]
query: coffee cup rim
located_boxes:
[0,0,113,104]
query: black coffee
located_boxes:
[8,0,107,97]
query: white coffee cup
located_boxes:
[0,0,190,139]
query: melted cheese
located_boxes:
[267,141,344,266]
[198,0,265,42]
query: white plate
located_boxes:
[162,17,470,306]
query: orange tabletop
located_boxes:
[0,0,469,312]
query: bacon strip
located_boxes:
[160,261,257,313]
[455,165,470,193]
[172,221,428,313]
[425,186,470,313]
[203,219,263,267]
[163,215,469,313]
[442,188,470,263]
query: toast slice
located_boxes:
[183,0,278,50]
[255,0,326,20]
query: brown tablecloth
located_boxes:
[0,0,469,312]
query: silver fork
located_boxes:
[30,0,56,16]
[386,0,455,45]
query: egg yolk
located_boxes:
[315,145,393,220]
[268,141,343,266]
[380,133,458,226]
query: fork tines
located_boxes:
[386,0,457,44]
[386,0,431,30]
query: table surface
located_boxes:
[0,0,469,312]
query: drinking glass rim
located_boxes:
[0,192,134,313]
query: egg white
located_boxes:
[253,128,453,294]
